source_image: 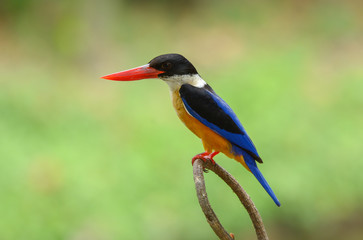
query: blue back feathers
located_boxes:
[181,88,261,160]
[180,84,280,206]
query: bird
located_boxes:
[102,53,280,206]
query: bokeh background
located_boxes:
[1,0,362,239]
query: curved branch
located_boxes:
[193,158,269,240]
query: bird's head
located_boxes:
[148,54,198,78]
[102,54,205,90]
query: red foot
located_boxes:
[191,152,220,165]
[192,152,208,165]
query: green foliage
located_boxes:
[0,1,363,239]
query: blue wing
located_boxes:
[179,84,261,162]
[180,84,281,206]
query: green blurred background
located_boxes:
[1,0,362,239]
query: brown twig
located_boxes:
[193,158,269,240]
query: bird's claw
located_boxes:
[191,152,218,165]
[191,152,208,165]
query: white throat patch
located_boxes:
[161,74,206,91]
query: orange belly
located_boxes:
[171,90,248,169]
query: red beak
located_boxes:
[101,64,164,81]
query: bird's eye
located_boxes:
[161,62,172,70]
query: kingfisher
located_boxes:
[102,53,280,206]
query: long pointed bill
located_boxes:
[101,64,164,81]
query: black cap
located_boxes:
[149,53,198,77]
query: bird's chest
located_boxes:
[170,90,232,154]
[171,90,198,132]
[171,89,210,140]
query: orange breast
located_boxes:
[171,89,249,170]
[171,90,234,158]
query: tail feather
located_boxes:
[240,150,281,207]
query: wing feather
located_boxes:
[179,84,262,162]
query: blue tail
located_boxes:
[240,149,281,207]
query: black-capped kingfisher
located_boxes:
[102,54,280,206]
